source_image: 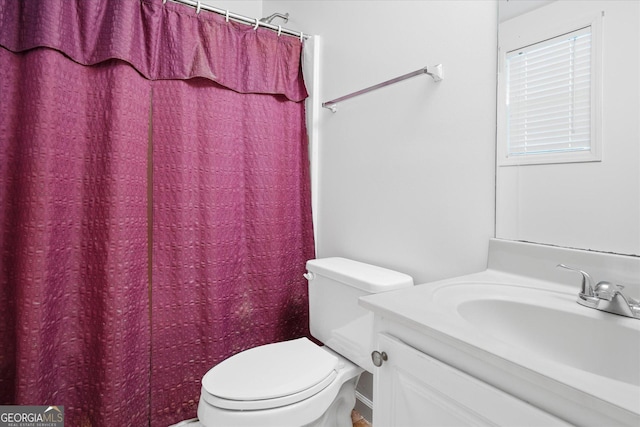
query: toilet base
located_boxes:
[302,375,358,427]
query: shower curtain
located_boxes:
[0,48,151,427]
[0,1,314,426]
[151,77,313,425]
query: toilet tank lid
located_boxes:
[306,257,413,293]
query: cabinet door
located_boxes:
[373,333,570,427]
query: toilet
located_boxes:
[185,257,414,427]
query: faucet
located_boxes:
[557,264,640,320]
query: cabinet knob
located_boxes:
[371,350,388,367]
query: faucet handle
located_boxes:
[556,264,595,298]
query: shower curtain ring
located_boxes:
[196,1,201,14]
[225,10,230,22]
[254,18,259,30]
[277,25,282,36]
[299,32,304,42]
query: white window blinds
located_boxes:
[506,27,592,157]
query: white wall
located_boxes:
[263,1,497,284]
[200,0,262,19]
[496,1,640,256]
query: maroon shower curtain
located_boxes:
[151,78,314,426]
[0,0,314,426]
[0,48,151,426]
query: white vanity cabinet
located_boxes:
[361,240,640,426]
[373,333,570,427]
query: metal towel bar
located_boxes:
[322,64,443,113]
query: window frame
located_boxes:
[497,13,603,166]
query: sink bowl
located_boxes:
[432,282,640,388]
[458,296,640,386]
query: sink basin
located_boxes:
[432,282,640,388]
[458,296,640,386]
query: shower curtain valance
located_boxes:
[0,0,308,102]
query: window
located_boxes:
[498,17,602,166]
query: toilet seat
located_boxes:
[201,338,340,411]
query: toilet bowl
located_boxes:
[188,258,413,427]
[197,338,362,427]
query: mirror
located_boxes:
[496,0,640,256]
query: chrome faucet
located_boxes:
[557,264,640,319]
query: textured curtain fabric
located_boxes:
[0,0,313,425]
[0,0,307,102]
[151,79,314,426]
[0,47,151,426]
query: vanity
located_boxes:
[360,239,640,426]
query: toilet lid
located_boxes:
[201,338,339,409]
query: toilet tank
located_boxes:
[305,257,413,373]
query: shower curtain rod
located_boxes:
[165,0,308,40]
[322,64,443,112]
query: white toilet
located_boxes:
[186,257,413,427]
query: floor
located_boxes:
[351,410,372,427]
[172,410,371,426]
